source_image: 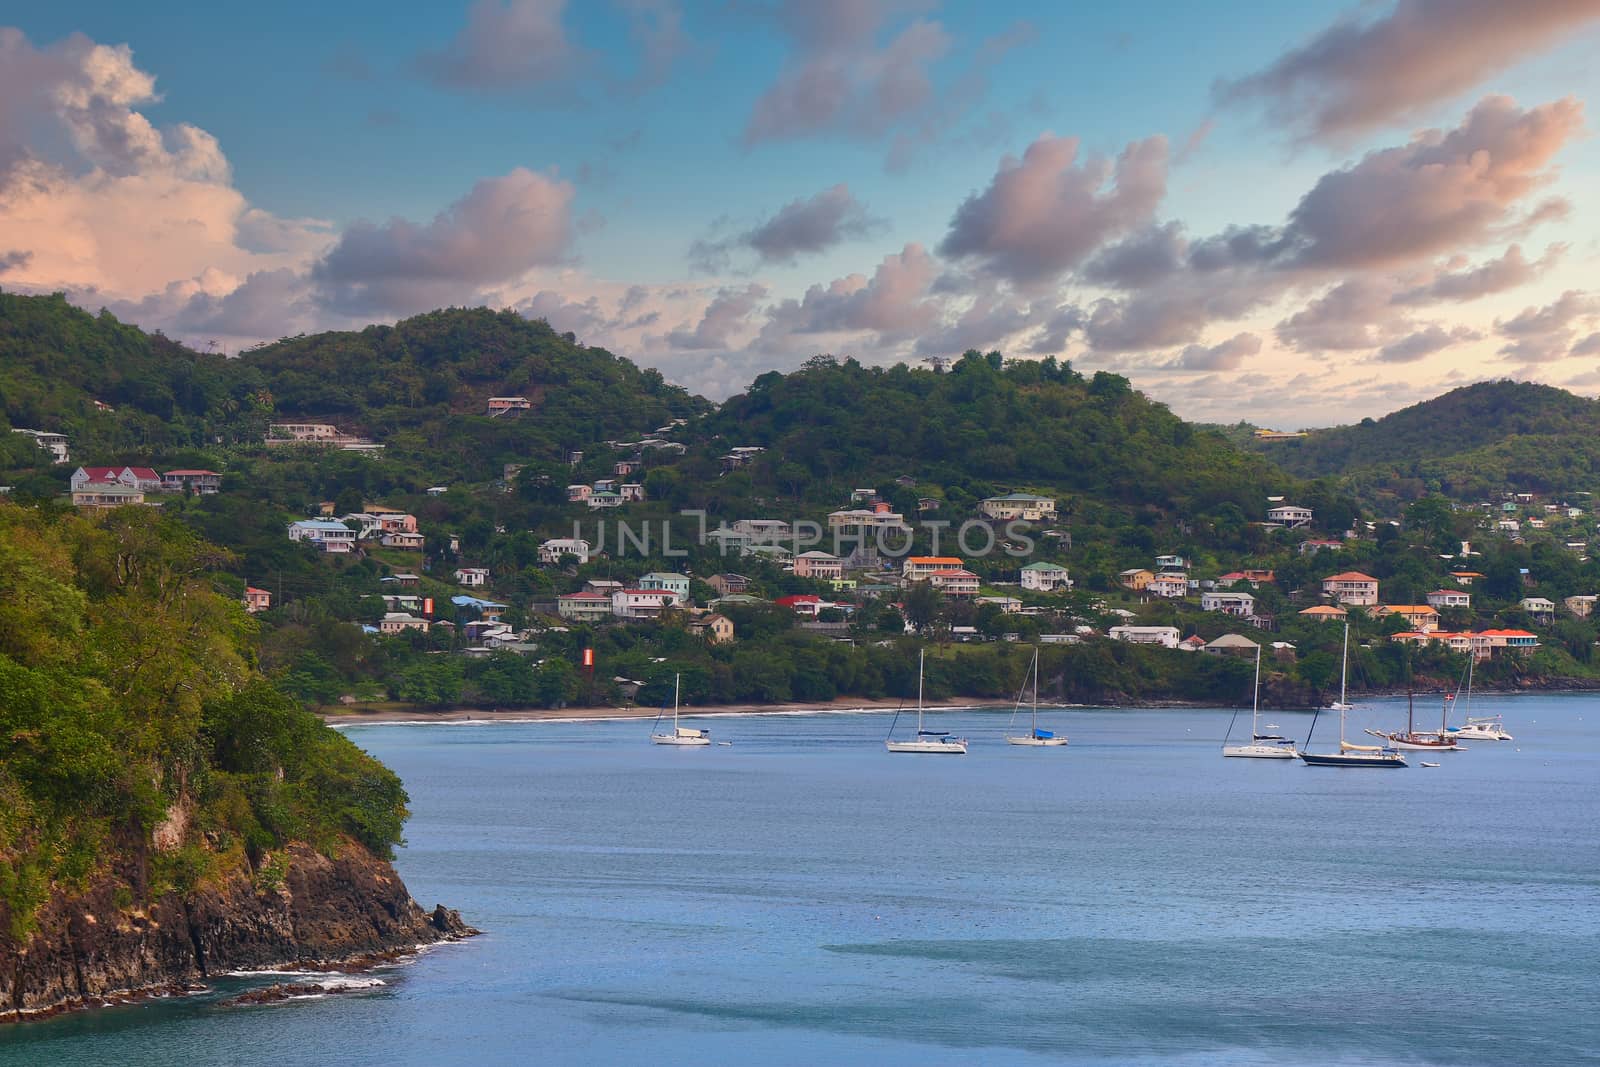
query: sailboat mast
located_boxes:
[1032,649,1040,732]
[1339,622,1349,705]
[917,648,925,733]
[673,673,681,729]
[1251,644,1261,737]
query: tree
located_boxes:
[902,581,943,634]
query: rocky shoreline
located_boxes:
[1,840,475,1023]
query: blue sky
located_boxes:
[4,1,1600,426]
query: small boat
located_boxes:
[1298,702,1407,768]
[1223,643,1297,759]
[886,649,967,754]
[650,674,710,746]
[1421,761,1441,768]
[1005,648,1068,747]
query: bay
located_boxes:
[5,695,1598,1066]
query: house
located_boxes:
[638,572,692,603]
[540,538,592,565]
[903,556,965,581]
[379,612,430,635]
[381,594,423,614]
[242,587,272,613]
[828,504,910,534]
[287,519,357,553]
[850,488,878,503]
[455,567,490,587]
[557,591,613,622]
[586,491,623,509]
[1520,597,1556,622]
[71,466,162,493]
[1108,625,1180,649]
[566,484,592,502]
[1497,519,1521,534]
[11,428,69,463]
[1266,504,1313,527]
[923,568,980,597]
[917,497,941,513]
[1118,568,1154,591]
[1426,590,1472,610]
[1299,539,1344,555]
[1449,571,1485,585]
[976,595,1024,613]
[451,595,507,622]
[1154,554,1187,571]
[389,572,421,588]
[486,396,532,416]
[731,519,793,544]
[1322,571,1379,606]
[1564,595,1597,619]
[378,513,418,534]
[1298,605,1348,622]
[1200,590,1256,617]
[1476,628,1541,655]
[381,531,425,550]
[612,589,677,619]
[619,483,645,502]
[1376,604,1441,632]
[1147,575,1188,599]
[71,485,148,510]
[160,469,222,494]
[979,493,1057,522]
[794,551,844,580]
[1020,561,1072,592]
[1204,633,1259,657]
[426,486,448,496]
[774,594,829,618]
[615,459,641,477]
[1178,634,1208,652]
[1241,569,1275,585]
[689,613,735,644]
[706,573,751,597]
[267,423,380,450]
[584,579,625,596]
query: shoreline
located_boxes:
[316,685,1596,726]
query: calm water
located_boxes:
[6,696,1599,1066]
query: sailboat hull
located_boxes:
[885,739,968,754]
[651,734,710,746]
[1006,735,1068,746]
[1298,750,1407,767]
[1369,731,1460,752]
[1222,743,1297,759]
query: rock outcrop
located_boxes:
[0,840,474,1021]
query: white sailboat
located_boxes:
[1006,648,1068,746]
[1328,621,1355,711]
[1223,643,1296,758]
[1443,656,1514,741]
[886,649,968,754]
[650,673,710,746]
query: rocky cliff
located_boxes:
[0,839,472,1021]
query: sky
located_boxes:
[3,0,1600,428]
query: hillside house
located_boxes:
[451,595,507,622]
[1154,555,1187,571]
[455,567,490,587]
[1147,575,1189,599]
[619,483,645,502]
[12,428,69,463]
[71,485,148,510]
[689,613,735,644]
[486,396,532,416]
[794,551,844,580]
[1298,605,1348,622]
[828,504,910,534]
[1266,504,1313,527]
[1449,571,1484,585]
[381,531,425,550]
[557,591,613,622]
[774,594,830,618]
[1521,597,1556,623]
[1565,595,1597,618]
[979,493,1057,522]
[1118,568,1155,591]
[615,459,641,477]
[612,589,677,619]
[1322,571,1379,606]
[1200,590,1256,617]
[71,466,162,493]
[288,519,356,553]
[161,469,222,494]
[1108,625,1180,648]
[706,573,751,597]
[1375,605,1440,632]
[923,569,980,597]
[1019,561,1072,592]
[1426,590,1472,610]
[731,519,793,544]
[1299,539,1343,555]
[539,538,592,565]
[583,579,625,596]
[638,572,691,603]
[903,556,965,581]
[242,587,272,613]
[567,484,592,502]
[1204,633,1259,658]
[379,612,430,635]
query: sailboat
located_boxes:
[650,673,710,746]
[1298,701,1407,768]
[886,649,968,754]
[1443,656,1514,741]
[1367,684,1460,752]
[1223,643,1296,758]
[1328,621,1355,711]
[1006,648,1068,746]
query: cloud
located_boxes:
[415,0,578,91]
[689,184,885,271]
[1571,332,1600,357]
[617,0,690,94]
[938,133,1168,288]
[1082,221,1187,288]
[1169,332,1261,371]
[1374,325,1482,363]
[1276,276,1413,352]
[311,167,576,315]
[760,242,939,342]
[741,1,951,145]
[0,249,32,275]
[1217,0,1600,142]
[665,283,767,349]
[1495,289,1599,362]
[1392,243,1564,304]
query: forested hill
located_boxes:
[708,353,1297,519]
[1250,381,1600,497]
[0,293,707,483]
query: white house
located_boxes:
[1108,625,1180,649]
[12,428,69,463]
[539,538,592,565]
[557,591,613,622]
[455,567,490,588]
[1426,589,1472,610]
[612,589,677,619]
[1521,597,1556,621]
[288,519,357,553]
[979,493,1057,522]
[924,568,980,597]
[638,572,691,603]
[1147,575,1188,599]
[1266,504,1313,527]
[1200,590,1257,617]
[1020,561,1072,591]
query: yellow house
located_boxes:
[1118,568,1154,591]
[691,613,735,644]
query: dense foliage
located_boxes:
[0,504,408,939]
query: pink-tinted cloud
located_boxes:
[415,0,579,91]
[1169,332,1261,371]
[939,133,1168,288]
[1217,0,1600,141]
[689,184,885,271]
[1496,289,1600,362]
[761,242,939,341]
[1570,333,1600,357]
[1392,243,1564,304]
[311,168,576,315]
[665,283,767,349]
[1374,325,1482,363]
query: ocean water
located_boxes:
[5,696,1599,1066]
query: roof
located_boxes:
[163,469,220,476]
[639,571,690,581]
[1217,571,1247,580]
[1299,605,1348,615]
[1323,571,1378,583]
[1429,589,1468,595]
[451,595,507,609]
[926,568,978,578]
[985,492,1052,502]
[797,551,840,559]
[1205,633,1259,648]
[1480,628,1538,637]
[559,592,610,600]
[616,588,675,597]
[1378,604,1438,614]
[245,586,269,595]
[907,556,963,565]
[1020,561,1067,571]
[290,519,353,531]
[775,594,824,605]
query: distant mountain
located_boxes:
[1248,380,1600,499]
